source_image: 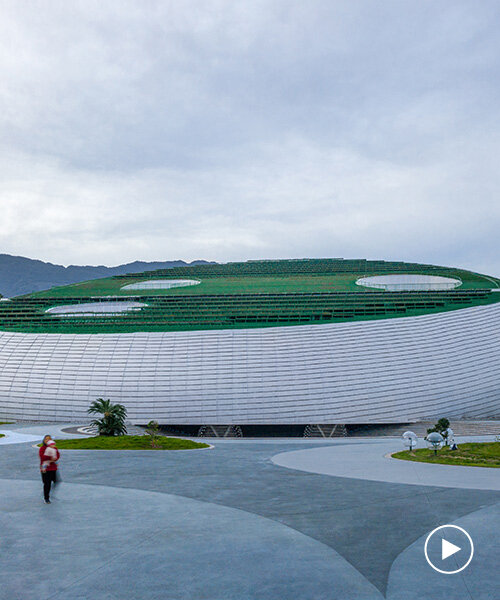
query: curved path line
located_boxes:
[271,438,500,491]
[0,429,42,445]
[0,477,383,600]
[0,422,88,442]
[386,500,500,600]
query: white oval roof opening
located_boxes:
[356,274,461,291]
[121,279,200,291]
[46,301,148,317]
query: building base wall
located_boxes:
[0,304,499,424]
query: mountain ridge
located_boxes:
[0,254,214,297]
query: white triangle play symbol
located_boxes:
[442,539,461,560]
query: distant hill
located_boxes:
[0,254,214,297]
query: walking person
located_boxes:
[39,435,60,504]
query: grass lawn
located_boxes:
[392,442,500,468]
[44,435,210,450]
[27,268,498,299]
[0,422,13,425]
[29,273,367,298]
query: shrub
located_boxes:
[145,420,161,448]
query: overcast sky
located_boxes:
[1,1,499,275]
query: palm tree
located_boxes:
[87,398,127,436]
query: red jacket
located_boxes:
[39,445,60,471]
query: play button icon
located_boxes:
[425,525,474,574]
[441,539,461,560]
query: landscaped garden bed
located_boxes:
[41,435,210,450]
[392,442,500,468]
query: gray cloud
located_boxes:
[0,1,499,276]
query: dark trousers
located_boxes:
[41,470,57,501]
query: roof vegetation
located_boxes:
[2,259,499,334]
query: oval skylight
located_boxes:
[121,279,200,291]
[46,301,148,317]
[356,274,461,291]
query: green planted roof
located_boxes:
[1,259,499,334]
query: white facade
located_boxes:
[0,303,499,424]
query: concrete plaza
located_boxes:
[0,423,498,600]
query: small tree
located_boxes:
[427,417,450,439]
[145,420,161,448]
[88,398,127,436]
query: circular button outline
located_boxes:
[424,524,474,574]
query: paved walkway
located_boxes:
[386,501,499,600]
[272,436,500,490]
[0,429,41,445]
[0,422,90,444]
[1,478,382,600]
[0,424,498,599]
